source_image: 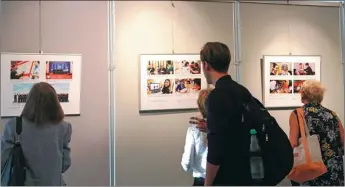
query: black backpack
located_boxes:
[239,96,294,185]
[1,117,26,186]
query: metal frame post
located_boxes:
[340,1,345,122]
[233,1,242,83]
[107,0,116,186]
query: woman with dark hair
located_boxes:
[1,82,72,186]
[162,79,172,94]
[270,63,278,75]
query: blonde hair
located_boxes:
[300,80,325,104]
[197,88,212,118]
[196,88,213,145]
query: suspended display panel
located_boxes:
[1,53,82,117]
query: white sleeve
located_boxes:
[181,127,195,172]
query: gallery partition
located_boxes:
[110,1,344,186]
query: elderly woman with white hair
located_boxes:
[288,80,344,186]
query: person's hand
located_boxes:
[189,117,207,133]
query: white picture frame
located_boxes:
[262,55,321,108]
[140,54,208,111]
[1,53,82,117]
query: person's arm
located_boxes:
[1,119,15,170]
[62,123,72,173]
[181,127,195,172]
[334,114,344,147]
[289,111,299,148]
[205,91,228,186]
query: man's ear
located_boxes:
[203,61,211,71]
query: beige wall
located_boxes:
[1,1,342,186]
[0,1,109,185]
[240,3,343,135]
[114,1,234,185]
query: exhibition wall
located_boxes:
[1,1,343,186]
[240,3,343,135]
[115,1,343,186]
[114,1,234,185]
[0,1,110,185]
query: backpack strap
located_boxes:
[15,117,22,143]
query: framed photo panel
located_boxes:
[1,53,82,117]
[140,54,207,111]
[262,55,321,108]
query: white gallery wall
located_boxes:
[240,3,343,135]
[1,1,343,186]
[115,1,343,186]
[0,1,109,185]
[114,1,233,185]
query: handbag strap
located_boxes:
[15,117,22,143]
[296,108,312,163]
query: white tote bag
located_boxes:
[288,108,327,183]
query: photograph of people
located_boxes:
[1,82,72,186]
[147,79,174,95]
[175,60,201,75]
[175,79,201,94]
[269,80,292,93]
[293,80,306,93]
[147,60,174,75]
[10,61,40,80]
[161,79,173,94]
[181,88,212,186]
[279,64,291,75]
[293,63,315,75]
[270,62,292,76]
[270,63,279,75]
[288,80,344,186]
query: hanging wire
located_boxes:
[171,1,176,54]
[287,0,292,55]
[38,0,43,54]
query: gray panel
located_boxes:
[0,1,109,185]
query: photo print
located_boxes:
[293,80,306,94]
[174,60,201,75]
[50,82,70,103]
[46,61,73,79]
[147,79,174,96]
[12,83,34,103]
[147,60,174,75]
[269,62,292,76]
[293,62,315,75]
[175,78,201,94]
[269,80,292,94]
[10,61,40,80]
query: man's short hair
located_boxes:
[200,42,231,73]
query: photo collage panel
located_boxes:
[146,60,202,96]
[269,62,317,95]
[9,60,73,104]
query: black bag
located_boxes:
[240,97,294,185]
[1,117,26,186]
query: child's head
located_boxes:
[197,88,213,119]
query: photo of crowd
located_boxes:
[46,61,73,79]
[174,60,201,75]
[270,62,292,76]
[293,63,315,75]
[10,61,40,80]
[293,80,306,93]
[175,78,201,94]
[147,79,174,95]
[269,80,292,94]
[147,60,174,75]
[50,83,71,103]
[12,83,33,103]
